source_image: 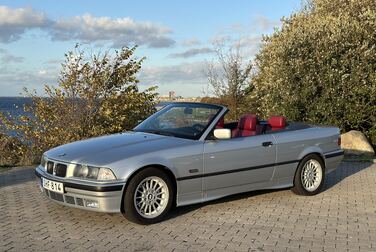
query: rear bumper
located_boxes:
[324,150,344,174]
[35,167,124,213]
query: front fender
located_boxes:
[110,155,177,183]
[126,156,177,181]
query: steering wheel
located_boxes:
[192,123,205,132]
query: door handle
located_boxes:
[262,141,273,147]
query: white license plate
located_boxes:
[42,177,64,194]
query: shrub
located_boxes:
[0,45,157,165]
[0,132,23,166]
[252,0,376,146]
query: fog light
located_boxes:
[84,199,99,208]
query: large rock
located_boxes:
[341,130,375,156]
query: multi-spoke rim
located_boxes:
[134,176,169,219]
[301,159,323,192]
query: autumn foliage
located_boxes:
[0,46,157,165]
[252,0,376,145]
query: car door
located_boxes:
[202,134,276,193]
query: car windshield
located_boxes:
[134,103,222,140]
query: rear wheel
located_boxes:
[123,167,173,224]
[292,154,325,196]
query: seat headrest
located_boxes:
[268,116,286,128]
[216,117,225,128]
[238,114,258,131]
[208,114,225,128]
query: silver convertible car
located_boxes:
[35,102,344,224]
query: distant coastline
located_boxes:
[0,97,33,118]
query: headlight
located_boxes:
[73,165,116,180]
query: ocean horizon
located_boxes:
[0,97,169,119]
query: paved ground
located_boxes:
[1,162,376,252]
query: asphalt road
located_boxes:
[1,162,376,251]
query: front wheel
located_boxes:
[292,154,325,196]
[123,167,174,224]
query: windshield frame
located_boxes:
[133,102,224,140]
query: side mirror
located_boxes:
[214,128,231,140]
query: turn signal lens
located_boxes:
[97,168,116,180]
[40,155,47,170]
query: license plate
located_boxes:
[42,177,64,194]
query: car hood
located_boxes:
[45,131,193,166]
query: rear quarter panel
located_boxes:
[271,126,340,182]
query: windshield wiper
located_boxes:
[142,129,175,137]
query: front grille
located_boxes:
[55,164,67,177]
[49,191,64,202]
[45,160,67,177]
[46,161,54,174]
[76,198,84,206]
[43,190,98,209]
[64,195,75,204]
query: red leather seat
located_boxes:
[268,116,286,131]
[232,114,258,137]
[208,114,225,128]
[216,117,224,128]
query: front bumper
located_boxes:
[35,166,125,213]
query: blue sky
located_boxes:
[0,0,301,97]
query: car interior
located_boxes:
[212,114,288,138]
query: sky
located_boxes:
[0,0,301,97]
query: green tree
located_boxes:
[252,0,376,145]
[0,45,157,165]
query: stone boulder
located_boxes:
[341,130,375,156]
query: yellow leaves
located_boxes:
[0,45,157,166]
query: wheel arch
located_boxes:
[120,164,177,213]
[293,151,326,185]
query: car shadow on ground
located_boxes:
[1,162,373,222]
[323,161,373,191]
[166,161,374,221]
[166,188,278,221]
[0,166,35,188]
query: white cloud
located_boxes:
[0,5,175,48]
[168,47,214,58]
[235,35,263,57]
[138,61,211,97]
[252,16,280,31]
[209,34,232,45]
[38,69,47,75]
[0,6,50,42]
[181,37,200,47]
[139,61,207,86]
[0,66,58,95]
[50,14,175,48]
[0,48,24,63]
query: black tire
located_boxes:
[291,154,325,196]
[122,167,174,224]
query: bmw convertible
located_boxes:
[35,102,344,224]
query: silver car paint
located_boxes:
[39,105,343,211]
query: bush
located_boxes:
[0,45,157,165]
[0,133,23,166]
[252,0,376,146]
